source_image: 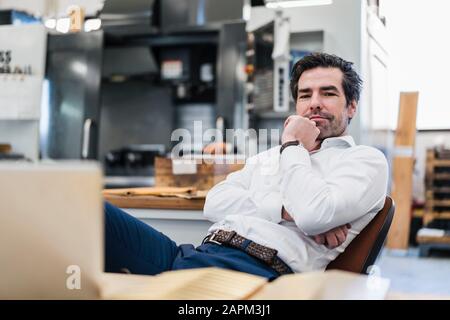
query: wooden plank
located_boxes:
[393,92,419,147]
[424,211,450,217]
[426,187,450,194]
[422,212,450,225]
[427,159,450,167]
[427,199,450,207]
[417,235,450,245]
[0,144,12,153]
[430,173,450,180]
[388,158,415,247]
[103,194,205,210]
[425,149,435,188]
[433,212,450,219]
[387,92,419,250]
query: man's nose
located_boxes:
[309,93,322,112]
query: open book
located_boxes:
[99,268,390,300]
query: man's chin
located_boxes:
[318,130,332,140]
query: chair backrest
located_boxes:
[326,196,395,274]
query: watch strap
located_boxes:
[280,140,302,154]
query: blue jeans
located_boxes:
[104,202,280,280]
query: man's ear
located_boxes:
[347,99,357,120]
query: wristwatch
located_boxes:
[280,140,303,154]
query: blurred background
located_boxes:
[1,0,450,297]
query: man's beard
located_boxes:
[306,111,347,140]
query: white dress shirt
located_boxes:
[203,135,389,273]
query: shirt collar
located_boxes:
[313,135,355,152]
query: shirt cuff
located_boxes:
[255,191,283,223]
[279,144,311,173]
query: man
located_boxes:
[104,53,388,279]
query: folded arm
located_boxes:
[203,157,283,223]
[280,146,388,236]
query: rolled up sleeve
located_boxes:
[204,153,283,224]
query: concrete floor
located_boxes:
[376,247,450,297]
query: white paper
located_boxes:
[172,159,198,175]
[417,228,446,238]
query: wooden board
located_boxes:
[427,187,450,194]
[393,92,419,147]
[387,158,415,248]
[426,199,450,207]
[386,92,419,250]
[103,194,205,210]
[0,144,11,153]
[423,212,450,226]
[427,159,450,167]
[417,234,450,245]
[428,173,450,181]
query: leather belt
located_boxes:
[203,230,293,275]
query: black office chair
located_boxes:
[326,196,395,274]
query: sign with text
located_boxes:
[0,24,47,120]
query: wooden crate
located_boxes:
[154,156,244,190]
[423,148,450,225]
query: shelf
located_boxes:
[423,212,450,219]
[429,173,450,180]
[427,159,450,167]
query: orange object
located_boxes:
[245,64,254,75]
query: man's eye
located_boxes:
[299,95,310,99]
[324,92,336,96]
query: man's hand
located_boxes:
[202,142,230,155]
[281,206,294,222]
[312,224,351,249]
[281,115,320,151]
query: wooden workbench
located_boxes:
[103,194,205,210]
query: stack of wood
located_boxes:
[417,147,450,255]
[424,147,450,225]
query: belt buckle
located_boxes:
[207,231,222,245]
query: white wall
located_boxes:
[248,0,366,143]
[383,0,450,130]
[0,0,48,16]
